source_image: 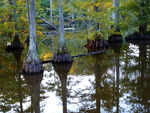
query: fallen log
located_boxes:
[42,31,59,34]
[42,60,52,64]
[41,50,106,64]
[72,50,106,58]
[36,15,57,30]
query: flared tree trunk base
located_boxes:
[85,39,110,52]
[52,53,73,63]
[22,60,43,74]
[6,34,24,50]
[6,41,24,50]
[125,31,150,41]
[108,34,123,42]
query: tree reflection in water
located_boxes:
[23,73,43,113]
[52,63,73,113]
[110,42,122,113]
[125,40,150,112]
[6,49,24,112]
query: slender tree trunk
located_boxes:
[52,35,54,55]
[58,2,66,53]
[8,0,13,37]
[50,0,53,23]
[26,0,30,21]
[72,6,75,33]
[111,0,115,29]
[13,0,19,39]
[115,0,120,32]
[22,0,43,74]
[9,0,13,21]
[139,0,147,33]
[94,0,100,31]
[52,0,72,63]
[6,0,24,50]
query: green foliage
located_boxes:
[120,0,150,33]
[0,0,150,39]
[89,31,103,41]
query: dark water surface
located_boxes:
[0,35,150,113]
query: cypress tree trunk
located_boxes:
[6,0,24,50]
[13,0,19,38]
[139,0,147,33]
[22,0,43,74]
[115,0,120,32]
[94,0,100,31]
[26,0,30,21]
[58,4,66,53]
[52,0,73,63]
[8,0,13,37]
[108,0,122,43]
[50,0,53,23]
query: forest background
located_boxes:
[0,0,149,37]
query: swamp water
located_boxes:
[0,33,150,113]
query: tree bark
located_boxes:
[139,0,147,33]
[13,0,19,38]
[115,0,120,32]
[58,4,67,53]
[22,0,43,74]
[52,1,73,63]
[13,0,18,32]
[50,0,53,23]
[26,0,30,21]
[6,0,24,50]
[94,0,100,31]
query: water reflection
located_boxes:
[93,54,103,113]
[110,42,122,113]
[6,49,24,112]
[52,63,72,113]
[23,73,43,113]
[1,36,150,112]
[5,49,23,70]
[125,40,150,112]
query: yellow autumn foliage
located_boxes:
[36,30,43,36]
[43,53,53,60]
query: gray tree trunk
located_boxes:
[5,0,24,50]
[26,0,30,21]
[52,0,73,63]
[13,0,19,39]
[72,6,75,33]
[112,0,115,20]
[58,2,66,53]
[23,0,43,74]
[115,0,120,32]
[139,0,147,33]
[50,0,53,23]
